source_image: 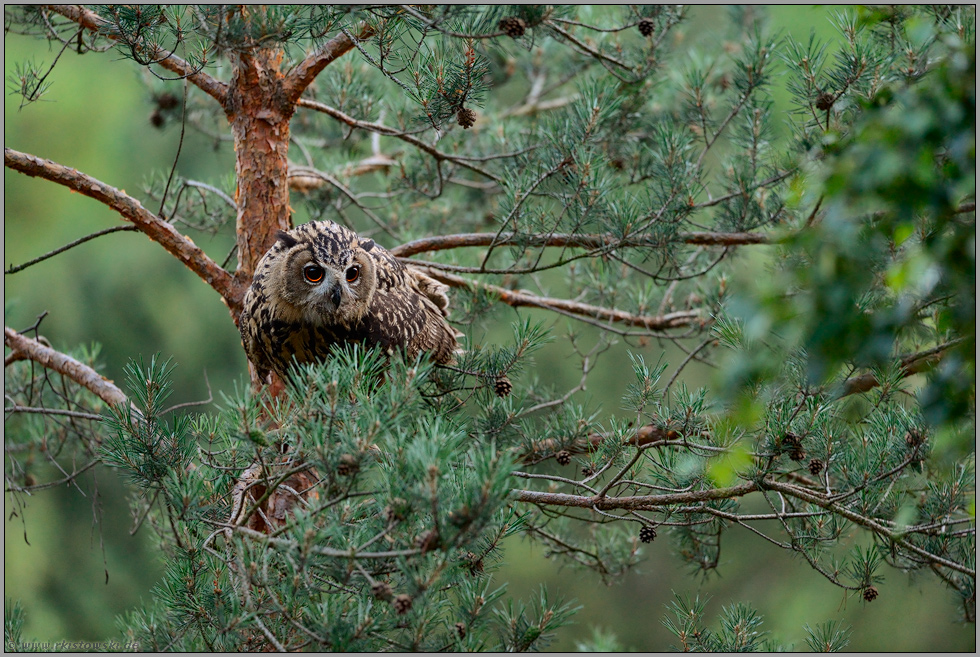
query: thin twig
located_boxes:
[4,147,243,312]
[4,405,103,421]
[5,226,140,275]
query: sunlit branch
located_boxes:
[4,147,245,313]
[391,230,771,258]
[4,326,128,408]
[424,269,702,331]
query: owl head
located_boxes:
[262,221,378,327]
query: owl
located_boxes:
[239,220,459,382]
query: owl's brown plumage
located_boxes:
[239,220,458,381]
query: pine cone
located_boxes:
[555,450,571,466]
[816,91,835,111]
[385,497,408,522]
[808,458,824,476]
[155,92,179,110]
[371,581,393,601]
[149,109,165,128]
[464,551,484,577]
[905,429,925,447]
[337,453,359,476]
[499,16,527,38]
[863,586,878,602]
[493,374,512,397]
[455,622,467,639]
[457,107,476,129]
[788,445,807,462]
[393,593,413,614]
[414,529,440,553]
[638,18,655,37]
[639,526,657,543]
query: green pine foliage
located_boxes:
[4,4,975,651]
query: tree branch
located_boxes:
[295,98,504,184]
[840,339,967,397]
[514,472,974,577]
[423,269,702,331]
[4,147,245,314]
[513,481,759,510]
[391,230,772,258]
[5,225,139,275]
[763,479,976,578]
[4,326,127,408]
[283,25,374,103]
[45,4,229,105]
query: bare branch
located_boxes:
[4,405,104,421]
[5,225,139,275]
[840,339,967,397]
[424,269,702,331]
[544,20,633,73]
[284,24,375,103]
[295,98,504,184]
[763,479,976,578]
[45,5,229,105]
[4,147,245,314]
[514,481,759,510]
[4,326,127,408]
[391,230,771,258]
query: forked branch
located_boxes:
[4,147,245,314]
[45,4,229,104]
[284,24,375,103]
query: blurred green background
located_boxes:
[4,6,974,651]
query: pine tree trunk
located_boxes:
[227,46,293,310]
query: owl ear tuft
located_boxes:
[359,239,375,252]
[276,230,298,248]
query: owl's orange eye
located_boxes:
[303,264,324,283]
[345,265,360,283]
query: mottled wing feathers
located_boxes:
[239,220,458,381]
[359,250,457,363]
[360,276,458,364]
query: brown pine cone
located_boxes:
[499,16,527,38]
[371,581,393,601]
[337,453,359,476]
[155,91,179,110]
[414,529,440,553]
[457,107,476,129]
[815,92,835,111]
[393,593,413,614]
[493,374,512,397]
[638,18,655,37]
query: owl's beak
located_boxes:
[330,282,343,309]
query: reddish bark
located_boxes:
[225,45,294,297]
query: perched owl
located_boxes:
[239,220,458,382]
